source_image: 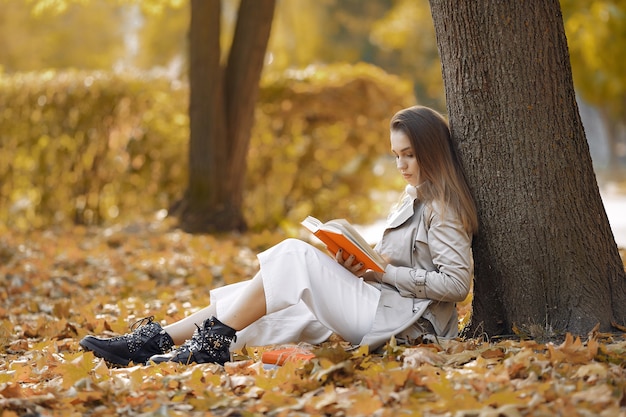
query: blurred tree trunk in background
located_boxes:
[429,0,626,337]
[599,107,625,175]
[172,0,276,232]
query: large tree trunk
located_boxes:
[174,0,275,232]
[429,0,626,337]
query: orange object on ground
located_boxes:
[261,346,315,366]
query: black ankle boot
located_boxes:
[79,316,174,366]
[149,316,236,366]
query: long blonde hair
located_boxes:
[390,106,478,235]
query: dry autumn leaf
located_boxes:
[0,225,625,416]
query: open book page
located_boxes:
[301,216,385,273]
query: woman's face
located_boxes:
[390,129,420,186]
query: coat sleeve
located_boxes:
[381,208,473,302]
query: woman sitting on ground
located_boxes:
[79,105,478,366]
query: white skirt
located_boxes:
[210,238,381,350]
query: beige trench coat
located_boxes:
[360,189,473,350]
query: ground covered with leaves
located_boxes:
[1,219,625,417]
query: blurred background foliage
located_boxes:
[0,0,624,231]
[0,64,412,231]
[0,70,189,230]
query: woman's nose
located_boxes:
[396,158,406,169]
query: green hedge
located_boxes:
[0,64,414,231]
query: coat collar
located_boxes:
[386,184,423,228]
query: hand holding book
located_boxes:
[334,248,368,276]
[301,216,386,273]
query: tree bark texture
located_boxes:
[178,0,275,232]
[429,0,626,336]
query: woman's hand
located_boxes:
[335,248,366,277]
[361,270,382,282]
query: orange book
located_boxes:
[301,216,385,273]
[261,346,315,366]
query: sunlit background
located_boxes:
[1,0,624,243]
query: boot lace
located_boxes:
[108,316,173,354]
[177,320,236,355]
[130,316,156,331]
[176,322,204,353]
[109,316,156,342]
